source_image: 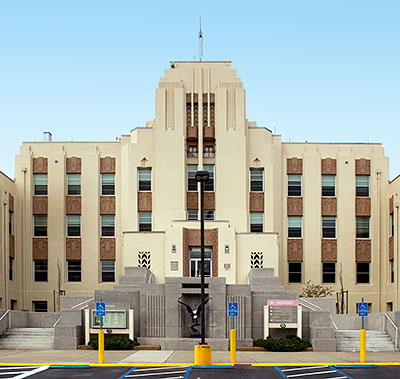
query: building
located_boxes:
[0,61,398,314]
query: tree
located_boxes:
[299,280,333,298]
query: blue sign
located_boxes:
[96,302,106,317]
[228,302,238,317]
[358,302,368,317]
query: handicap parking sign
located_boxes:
[228,302,238,317]
[358,302,368,317]
[96,302,106,317]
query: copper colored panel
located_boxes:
[356,197,371,216]
[33,157,48,174]
[187,192,198,210]
[100,238,116,260]
[355,159,371,175]
[182,228,218,277]
[66,157,81,173]
[203,126,215,140]
[204,192,215,210]
[287,197,303,216]
[389,196,394,214]
[355,239,371,262]
[33,196,48,214]
[9,194,14,213]
[287,158,303,174]
[202,93,208,102]
[210,93,215,102]
[66,238,82,260]
[138,192,152,212]
[32,238,48,260]
[186,93,191,102]
[100,157,116,173]
[100,196,116,214]
[287,239,303,262]
[193,93,198,102]
[321,239,337,262]
[187,126,198,139]
[321,198,337,216]
[250,193,264,212]
[389,236,394,261]
[9,234,15,258]
[321,158,337,175]
[66,196,81,214]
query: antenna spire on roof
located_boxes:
[198,16,203,62]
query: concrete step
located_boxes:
[337,330,396,352]
[0,328,55,350]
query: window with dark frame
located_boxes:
[34,174,48,195]
[250,169,264,192]
[288,216,302,238]
[187,165,198,191]
[67,174,81,195]
[9,211,13,234]
[138,169,151,191]
[356,216,370,238]
[101,215,115,236]
[138,212,152,232]
[33,215,47,237]
[189,246,212,278]
[67,260,81,282]
[204,164,214,191]
[356,262,370,284]
[34,260,48,282]
[203,145,215,158]
[356,176,370,197]
[288,175,301,196]
[322,262,336,283]
[101,174,115,195]
[250,212,263,232]
[187,210,198,220]
[32,301,47,312]
[322,217,336,238]
[187,145,198,158]
[101,260,115,282]
[288,262,302,283]
[9,257,13,281]
[204,210,215,220]
[390,260,395,283]
[67,215,81,237]
[390,213,394,237]
[322,175,335,196]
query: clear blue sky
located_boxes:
[0,1,399,179]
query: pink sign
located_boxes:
[267,299,299,306]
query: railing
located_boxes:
[70,297,95,310]
[298,298,322,312]
[148,272,154,284]
[384,313,398,350]
[329,316,339,347]
[0,310,9,322]
[53,316,62,328]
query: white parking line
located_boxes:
[282,366,329,372]
[286,370,338,378]
[127,371,187,377]
[13,366,49,379]
[133,367,189,372]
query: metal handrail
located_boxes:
[0,310,9,322]
[298,298,322,311]
[329,316,339,348]
[53,316,62,328]
[70,297,94,310]
[384,313,398,350]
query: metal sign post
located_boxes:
[228,302,238,365]
[358,298,368,363]
[96,302,106,364]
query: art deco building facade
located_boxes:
[0,61,398,314]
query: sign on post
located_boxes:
[358,302,368,317]
[228,302,238,317]
[96,302,106,317]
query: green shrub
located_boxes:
[254,335,311,352]
[89,336,139,350]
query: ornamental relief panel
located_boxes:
[287,158,303,174]
[389,236,394,261]
[100,157,116,174]
[355,197,371,216]
[100,238,116,260]
[66,157,81,173]
[66,196,81,214]
[389,196,394,214]
[100,196,116,215]
[9,234,15,258]
[250,193,264,212]
[321,239,337,262]
[138,192,152,212]
[9,194,14,212]
[204,192,215,210]
[321,158,337,175]
[187,192,198,210]
[186,125,198,139]
[287,239,303,262]
[287,197,303,216]
[321,198,337,216]
[355,239,371,262]
[33,157,48,173]
[32,238,48,259]
[33,196,48,214]
[355,159,371,175]
[66,238,82,260]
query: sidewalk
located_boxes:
[0,349,399,365]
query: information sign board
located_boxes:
[92,310,127,329]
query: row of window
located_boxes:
[187,145,215,158]
[187,165,214,191]
[33,260,115,282]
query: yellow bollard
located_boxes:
[360,329,366,363]
[98,330,105,364]
[230,329,236,365]
[194,344,212,365]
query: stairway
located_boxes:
[337,330,396,352]
[0,328,55,349]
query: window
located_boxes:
[187,165,198,191]
[204,210,215,220]
[322,175,336,197]
[189,246,212,277]
[250,169,264,192]
[204,164,214,191]
[34,260,48,282]
[9,257,13,281]
[34,174,47,195]
[356,216,370,238]
[138,212,152,232]
[322,262,336,283]
[356,176,370,197]
[67,260,81,282]
[288,216,302,238]
[250,212,263,232]
[101,174,115,195]
[390,260,395,283]
[356,262,370,284]
[390,213,394,237]
[8,211,13,234]
[101,215,115,236]
[67,215,81,237]
[33,215,47,237]
[204,145,214,158]
[187,145,198,158]
[187,210,198,220]
[10,300,17,310]
[32,301,47,312]
[322,217,336,238]
[101,260,115,282]
[387,302,393,312]
[288,262,302,283]
[138,169,151,191]
[67,174,81,195]
[288,175,301,196]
